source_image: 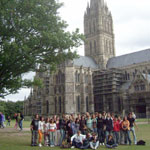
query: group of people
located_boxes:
[0,112,24,131]
[30,111,138,149]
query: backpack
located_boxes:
[137,140,146,145]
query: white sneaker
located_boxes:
[39,143,42,147]
[102,143,105,145]
[71,146,75,148]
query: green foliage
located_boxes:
[0,0,84,96]
[0,100,23,118]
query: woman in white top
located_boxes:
[49,119,56,147]
[38,116,45,147]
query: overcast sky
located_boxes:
[5,0,150,101]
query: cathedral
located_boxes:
[24,0,150,118]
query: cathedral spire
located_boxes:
[84,0,115,69]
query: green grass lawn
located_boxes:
[0,123,150,150]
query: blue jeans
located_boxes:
[31,130,38,146]
[97,128,105,143]
[60,129,65,145]
[90,141,99,149]
[106,143,118,148]
[72,139,83,148]
[129,127,137,144]
[124,130,131,145]
[113,131,119,144]
[93,128,97,133]
[19,120,23,130]
[49,131,55,146]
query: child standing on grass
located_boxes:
[49,119,56,147]
[14,113,18,129]
[44,118,50,146]
[7,116,11,126]
[38,116,45,147]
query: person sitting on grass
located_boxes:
[80,132,92,149]
[90,133,99,150]
[106,135,118,149]
[70,130,85,148]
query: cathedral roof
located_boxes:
[107,49,150,68]
[73,56,98,69]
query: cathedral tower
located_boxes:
[84,0,115,69]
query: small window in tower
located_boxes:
[89,22,91,33]
[94,41,97,52]
[76,96,80,112]
[90,42,92,54]
[55,97,57,114]
[59,97,61,113]
[93,21,96,32]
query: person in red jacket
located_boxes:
[113,116,120,144]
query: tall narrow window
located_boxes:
[75,71,78,83]
[76,96,80,112]
[78,73,80,82]
[46,100,49,114]
[55,97,57,114]
[90,42,92,54]
[94,40,97,52]
[59,97,61,113]
[93,21,96,32]
[89,22,91,33]
[86,96,89,112]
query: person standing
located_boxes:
[49,119,56,147]
[38,116,45,147]
[30,114,39,146]
[97,113,105,146]
[7,116,11,126]
[44,118,50,146]
[55,117,61,146]
[1,113,5,128]
[0,112,2,128]
[128,113,138,145]
[113,116,120,144]
[105,113,113,142]
[59,115,66,146]
[18,113,24,131]
[14,113,18,129]
[122,116,131,145]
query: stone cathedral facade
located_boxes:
[24,0,150,118]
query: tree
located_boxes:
[0,100,23,118]
[0,0,83,97]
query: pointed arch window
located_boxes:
[86,96,89,112]
[46,100,49,114]
[55,97,57,114]
[76,96,80,112]
[90,42,92,54]
[94,40,97,52]
[59,96,62,113]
